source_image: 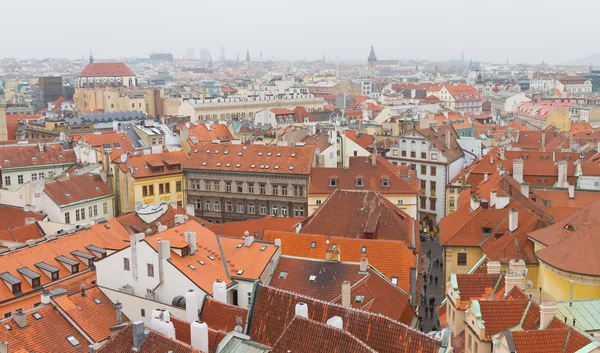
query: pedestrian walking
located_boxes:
[435,276,439,286]
[431,297,436,306]
[429,274,433,283]
[423,283,428,293]
[419,323,424,332]
[440,262,443,270]
[429,306,434,316]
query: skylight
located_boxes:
[66,336,80,346]
[355,295,365,303]
[260,246,267,251]
[310,242,316,249]
[208,255,215,260]
[308,275,317,282]
[279,272,288,279]
[198,260,205,265]
[188,265,196,270]
[236,270,244,275]
[3,324,11,330]
[258,152,263,156]
[237,243,243,248]
[291,153,296,157]
[93,298,101,304]
[361,246,367,254]
[391,277,398,285]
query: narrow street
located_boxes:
[418,237,444,333]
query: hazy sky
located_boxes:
[4,0,599,64]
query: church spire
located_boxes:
[89,50,94,64]
[246,49,251,62]
[368,45,377,63]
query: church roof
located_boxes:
[79,63,135,77]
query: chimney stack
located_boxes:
[490,189,497,208]
[359,258,368,273]
[568,184,575,199]
[244,235,254,247]
[326,316,344,330]
[487,261,501,275]
[445,131,451,149]
[504,259,526,295]
[325,246,341,262]
[541,130,546,152]
[500,147,505,160]
[484,172,489,182]
[539,302,557,329]
[513,159,524,183]
[0,341,7,353]
[190,321,209,353]
[470,195,480,212]
[295,302,308,318]
[185,290,199,323]
[212,280,227,303]
[520,183,529,198]
[186,232,197,253]
[509,208,518,232]
[115,301,123,325]
[496,192,510,209]
[341,281,351,307]
[557,161,568,188]
[13,310,26,328]
[370,153,376,166]
[132,321,146,350]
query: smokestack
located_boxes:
[557,161,568,188]
[185,290,199,323]
[132,321,146,350]
[295,302,308,318]
[341,281,351,307]
[190,321,209,353]
[539,302,557,329]
[509,208,519,232]
[513,159,524,183]
[115,301,123,325]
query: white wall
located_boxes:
[42,194,114,225]
[3,164,73,192]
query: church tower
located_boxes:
[368,45,377,71]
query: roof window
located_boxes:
[197,260,205,266]
[361,246,367,254]
[308,275,317,282]
[356,177,364,188]
[188,265,196,270]
[93,298,101,305]
[237,243,243,248]
[329,178,337,187]
[267,152,272,156]
[224,151,229,154]
[276,153,282,157]
[278,272,288,279]
[310,241,316,249]
[251,164,256,168]
[260,246,267,251]
[66,336,80,347]
[289,166,294,170]
[391,277,398,285]
[355,295,364,303]
[208,255,215,261]
[236,270,244,275]
[33,312,43,320]
[258,152,263,156]
[291,153,296,157]
[382,178,390,187]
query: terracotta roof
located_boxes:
[0,205,45,232]
[0,305,88,352]
[97,323,200,353]
[353,135,375,149]
[218,236,278,280]
[184,143,315,175]
[248,285,441,353]
[79,63,135,77]
[199,297,247,332]
[477,299,530,339]
[117,206,209,234]
[415,124,464,163]
[301,190,418,246]
[271,316,376,353]
[510,329,569,353]
[75,131,135,153]
[44,174,112,207]
[528,199,600,276]
[301,133,331,152]
[5,114,40,126]
[53,286,128,342]
[0,223,45,243]
[186,124,233,144]
[118,151,187,179]
[271,108,294,115]
[261,230,415,292]
[208,216,301,238]
[443,84,482,102]
[309,156,418,195]
[171,316,226,353]
[0,143,76,169]
[452,273,502,309]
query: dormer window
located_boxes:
[0,272,22,295]
[55,256,79,274]
[329,178,337,187]
[382,178,390,187]
[356,178,364,188]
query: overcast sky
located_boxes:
[4,0,599,64]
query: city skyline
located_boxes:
[4,0,600,64]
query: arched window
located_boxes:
[205,200,211,211]
[356,177,364,188]
[382,178,390,187]
[329,178,337,187]
[410,141,416,150]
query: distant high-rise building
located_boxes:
[219,47,226,61]
[199,48,212,63]
[149,53,174,62]
[186,48,195,60]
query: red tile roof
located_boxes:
[453,273,502,309]
[0,223,45,243]
[0,305,88,352]
[301,133,331,152]
[186,124,233,144]
[271,316,376,353]
[248,285,441,353]
[184,143,315,175]
[5,114,40,126]
[0,143,76,169]
[309,155,418,195]
[0,205,45,232]
[199,297,247,332]
[75,131,136,153]
[261,230,415,292]
[97,323,200,353]
[44,174,113,207]
[511,329,569,353]
[53,286,128,342]
[477,300,530,339]
[353,135,375,149]
[118,151,187,179]
[171,316,226,353]
[301,190,418,246]
[271,108,294,115]
[79,63,135,77]
[208,217,301,238]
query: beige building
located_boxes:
[74,87,182,117]
[178,96,327,123]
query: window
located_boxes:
[143,185,148,196]
[4,176,10,186]
[294,185,304,196]
[457,253,467,266]
[237,184,243,193]
[64,212,70,224]
[123,258,130,271]
[329,178,337,187]
[226,201,233,212]
[316,200,322,205]
[355,295,365,303]
[356,178,364,187]
[75,209,80,222]
[431,153,438,160]
[294,206,305,217]
[80,208,85,220]
[410,151,416,158]
[420,196,426,209]
[205,200,211,211]
[237,202,244,213]
[421,152,427,159]
[361,246,367,254]
[248,184,254,193]
[272,205,278,216]
[141,308,146,317]
[391,277,398,285]
[17,175,23,184]
[260,184,266,194]
[148,185,154,195]
[279,272,288,279]
[273,185,279,195]
[260,204,267,215]
[282,186,288,196]
[66,335,80,347]
[468,334,472,349]
[103,202,108,214]
[281,206,288,217]
[39,172,45,179]
[32,173,37,181]
[89,206,93,218]
[93,205,98,217]
[214,182,219,192]
[226,182,232,192]
[430,181,436,195]
[430,198,436,211]
[420,180,426,191]
[248,203,255,214]
[420,165,427,176]
[431,166,437,176]
[401,150,407,157]
[474,342,478,352]
[147,264,154,277]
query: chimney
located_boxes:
[24,217,36,226]
[295,302,308,318]
[359,258,368,273]
[513,159,524,183]
[186,204,195,217]
[370,153,376,166]
[274,238,282,248]
[445,131,451,149]
[120,153,128,164]
[13,309,26,328]
[157,222,167,233]
[520,183,529,198]
[496,193,510,209]
[487,261,501,275]
[212,280,227,303]
[470,195,480,212]
[191,321,209,353]
[187,232,197,253]
[114,301,123,325]
[568,184,575,199]
[490,190,497,208]
[244,235,254,247]
[504,259,526,295]
[326,316,343,330]
[539,302,557,329]
[509,208,518,232]
[484,172,489,182]
[541,130,546,152]
[325,246,341,262]
[557,161,568,188]
[185,290,199,323]
[490,155,495,164]
[132,321,146,350]
[0,341,7,353]
[500,147,505,160]
[341,281,351,307]
[38,142,44,152]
